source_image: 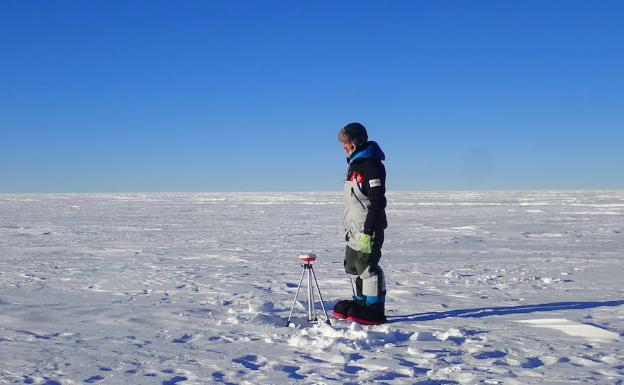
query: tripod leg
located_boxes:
[310,267,316,321]
[310,266,332,327]
[307,265,315,321]
[286,266,307,327]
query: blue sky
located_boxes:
[1,1,622,192]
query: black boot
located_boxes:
[332,299,356,319]
[346,301,387,325]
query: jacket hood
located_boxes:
[348,141,385,164]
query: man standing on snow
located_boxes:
[332,122,388,325]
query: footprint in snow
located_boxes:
[172,333,193,343]
[84,375,105,383]
[274,365,306,380]
[162,376,188,385]
[232,355,266,371]
[521,357,544,368]
[473,350,507,359]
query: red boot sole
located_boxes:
[347,316,387,325]
[332,311,348,319]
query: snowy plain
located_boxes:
[0,191,622,385]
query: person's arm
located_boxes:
[362,161,386,234]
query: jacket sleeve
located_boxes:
[362,160,387,234]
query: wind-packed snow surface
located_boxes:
[1,191,623,385]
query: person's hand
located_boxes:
[359,233,373,254]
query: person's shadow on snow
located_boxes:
[388,300,624,323]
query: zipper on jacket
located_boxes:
[351,187,366,210]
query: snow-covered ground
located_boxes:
[0,191,622,385]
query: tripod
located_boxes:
[286,254,331,327]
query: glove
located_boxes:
[359,233,373,254]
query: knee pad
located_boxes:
[355,266,386,305]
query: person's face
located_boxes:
[342,140,356,157]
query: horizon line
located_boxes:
[1,189,624,195]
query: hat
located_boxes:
[342,122,368,146]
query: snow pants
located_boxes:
[344,230,386,305]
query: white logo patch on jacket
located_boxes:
[369,179,382,188]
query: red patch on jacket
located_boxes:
[348,172,364,185]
